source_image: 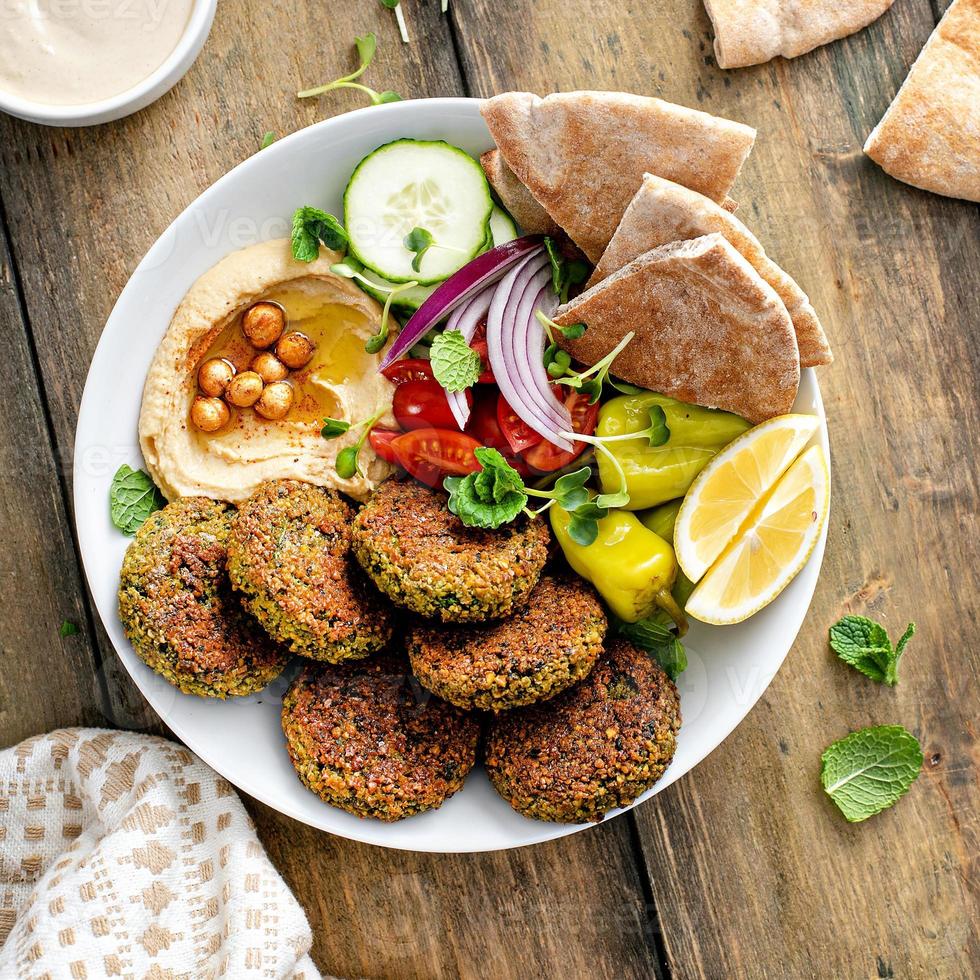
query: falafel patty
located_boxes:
[227,480,392,662]
[118,496,288,698]
[282,655,480,821]
[485,639,681,822]
[407,576,607,710]
[351,479,550,623]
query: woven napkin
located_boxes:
[0,728,320,979]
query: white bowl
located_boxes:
[0,0,216,127]
[73,98,830,852]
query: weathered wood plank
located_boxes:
[450,0,980,977]
[0,2,665,977]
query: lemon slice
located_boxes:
[685,444,829,625]
[675,414,820,583]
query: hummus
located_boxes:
[139,239,396,504]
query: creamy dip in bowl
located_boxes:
[0,0,215,125]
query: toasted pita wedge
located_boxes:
[481,91,756,262]
[703,0,896,69]
[480,150,561,235]
[864,0,980,203]
[590,174,832,367]
[554,234,800,423]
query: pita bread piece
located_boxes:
[864,0,980,203]
[554,234,800,423]
[703,0,896,69]
[481,91,756,262]
[591,173,832,367]
[480,150,561,236]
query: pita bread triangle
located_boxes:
[480,150,561,236]
[554,233,800,423]
[864,0,980,203]
[592,173,832,367]
[481,91,756,262]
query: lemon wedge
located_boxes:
[685,444,829,625]
[675,414,820,583]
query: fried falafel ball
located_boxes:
[118,496,288,698]
[281,654,480,821]
[485,639,681,822]
[407,575,606,711]
[227,480,392,662]
[351,479,550,623]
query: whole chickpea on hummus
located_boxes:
[139,240,397,504]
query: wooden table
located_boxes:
[1,1,977,976]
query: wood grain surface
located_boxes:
[0,0,977,977]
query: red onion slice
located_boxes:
[379,236,542,370]
[444,284,496,430]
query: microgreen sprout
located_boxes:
[329,407,387,479]
[403,227,468,274]
[379,0,410,44]
[331,262,418,353]
[259,131,276,150]
[544,237,591,303]
[298,33,403,104]
[555,329,635,402]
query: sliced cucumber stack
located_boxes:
[344,139,493,285]
[353,205,520,313]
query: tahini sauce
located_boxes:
[0,0,194,106]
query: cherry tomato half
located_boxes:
[368,428,400,464]
[497,394,544,455]
[391,428,482,487]
[523,389,599,473]
[471,321,495,384]
[393,379,473,432]
[380,358,434,386]
[466,388,510,452]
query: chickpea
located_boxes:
[225,370,264,408]
[242,301,286,349]
[254,381,295,420]
[197,357,236,397]
[276,331,316,370]
[251,351,289,383]
[190,396,230,433]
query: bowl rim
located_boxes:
[0,0,217,126]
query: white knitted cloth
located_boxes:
[0,729,319,979]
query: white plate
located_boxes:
[74,98,830,853]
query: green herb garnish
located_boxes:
[110,464,165,535]
[430,330,481,393]
[829,615,915,686]
[544,236,591,304]
[378,0,410,43]
[259,131,276,150]
[297,33,403,104]
[820,725,923,822]
[291,206,348,262]
[320,417,351,438]
[329,262,417,353]
[331,408,387,479]
[404,227,435,272]
[59,620,79,638]
[444,449,605,538]
[611,612,687,680]
[537,309,585,344]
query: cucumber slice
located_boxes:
[490,206,519,245]
[356,268,436,313]
[344,139,493,285]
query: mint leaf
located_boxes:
[59,620,79,638]
[291,206,348,262]
[820,725,922,822]
[829,615,915,686]
[611,613,687,680]
[445,448,527,529]
[430,329,481,393]
[110,465,165,535]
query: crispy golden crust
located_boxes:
[281,656,480,821]
[351,479,551,623]
[864,0,980,203]
[481,91,755,261]
[407,576,607,711]
[591,173,832,367]
[485,639,681,822]
[118,497,288,698]
[227,480,393,662]
[555,233,800,423]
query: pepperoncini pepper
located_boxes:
[551,505,687,632]
[637,501,697,610]
[596,393,750,510]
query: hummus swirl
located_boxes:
[139,239,396,504]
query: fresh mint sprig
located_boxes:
[291,206,348,262]
[430,330,481,393]
[829,615,915,686]
[297,33,402,104]
[110,465,165,535]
